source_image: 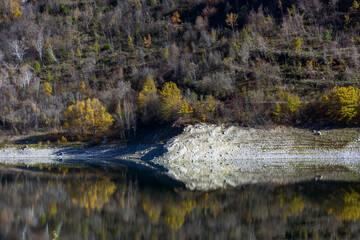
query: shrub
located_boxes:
[33,61,41,73]
[102,44,111,51]
[61,136,68,143]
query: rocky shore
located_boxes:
[151,124,360,190]
[0,124,359,190]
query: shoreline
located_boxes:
[0,124,359,190]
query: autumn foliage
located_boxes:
[159,82,192,121]
[138,76,157,109]
[138,76,159,123]
[3,0,360,138]
[64,98,114,135]
[322,86,360,124]
[272,89,302,123]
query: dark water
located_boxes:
[0,163,360,240]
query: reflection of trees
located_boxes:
[277,192,305,218]
[2,168,360,240]
[141,193,196,232]
[286,196,305,217]
[67,178,116,215]
[328,188,360,222]
[341,189,360,221]
[164,199,196,231]
[142,196,161,224]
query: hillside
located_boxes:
[0,0,360,140]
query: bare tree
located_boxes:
[122,96,137,135]
[47,44,57,63]
[0,50,3,63]
[34,32,45,62]
[9,40,28,63]
[20,65,33,87]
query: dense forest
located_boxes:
[1,0,360,140]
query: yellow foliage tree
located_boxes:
[127,35,134,48]
[171,11,182,24]
[293,37,303,51]
[281,90,302,116]
[322,86,360,124]
[64,98,114,134]
[159,82,185,121]
[226,12,238,30]
[273,89,302,122]
[178,100,193,116]
[272,102,283,123]
[163,47,169,59]
[43,82,52,96]
[139,76,157,108]
[10,0,22,19]
[351,0,360,13]
[143,34,151,48]
[206,95,217,113]
[139,76,160,123]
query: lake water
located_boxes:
[0,163,359,240]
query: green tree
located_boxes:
[64,98,114,135]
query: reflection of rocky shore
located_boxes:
[0,167,360,239]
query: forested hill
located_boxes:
[0,0,360,139]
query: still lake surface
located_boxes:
[0,162,359,240]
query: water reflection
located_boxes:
[0,164,360,239]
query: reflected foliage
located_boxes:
[0,166,360,239]
[68,178,116,215]
[341,189,360,221]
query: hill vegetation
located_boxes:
[0,0,360,140]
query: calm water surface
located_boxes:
[0,162,360,240]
